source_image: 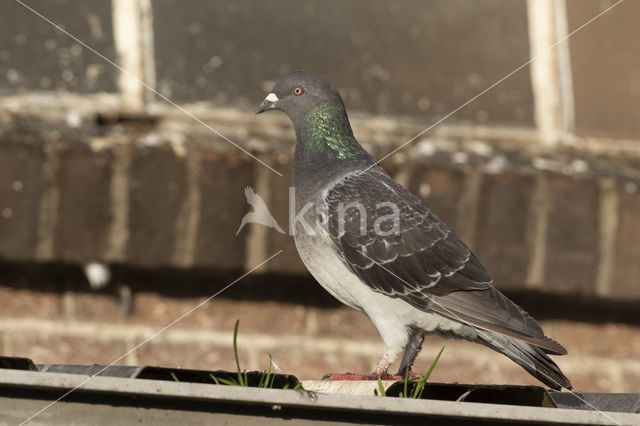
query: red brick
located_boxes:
[263,156,307,274]
[311,306,379,340]
[136,341,237,371]
[409,166,466,230]
[127,143,186,267]
[194,148,254,269]
[474,173,534,288]
[195,299,308,335]
[130,294,308,336]
[613,188,640,297]
[55,141,113,262]
[4,334,129,366]
[0,137,45,261]
[127,292,206,327]
[267,346,375,380]
[74,292,126,323]
[548,321,640,358]
[544,176,599,294]
[0,286,62,319]
[565,367,640,394]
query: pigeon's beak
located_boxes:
[255,93,279,114]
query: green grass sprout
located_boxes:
[375,346,445,398]
[374,375,386,397]
[209,319,300,390]
[232,319,248,386]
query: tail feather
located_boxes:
[482,333,572,390]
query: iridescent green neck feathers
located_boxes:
[296,103,371,163]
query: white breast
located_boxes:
[292,196,480,350]
[294,219,365,311]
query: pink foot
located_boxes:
[323,372,418,381]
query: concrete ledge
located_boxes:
[0,369,637,425]
[302,379,394,396]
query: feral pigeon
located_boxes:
[256,70,571,390]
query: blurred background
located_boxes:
[0,0,638,392]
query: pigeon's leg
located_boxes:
[395,329,424,377]
[324,316,409,381]
[371,347,401,376]
[365,315,410,379]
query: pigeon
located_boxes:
[236,186,285,235]
[256,70,571,390]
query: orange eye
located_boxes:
[293,86,303,95]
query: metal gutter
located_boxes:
[0,369,637,425]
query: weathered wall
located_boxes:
[0,93,639,300]
[1,2,639,394]
[2,1,636,282]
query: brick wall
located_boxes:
[1,0,640,395]
[1,94,639,299]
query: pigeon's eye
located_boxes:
[293,86,303,96]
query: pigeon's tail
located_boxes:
[482,333,572,391]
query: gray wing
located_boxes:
[324,169,492,304]
[324,169,566,355]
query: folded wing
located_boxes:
[324,169,565,354]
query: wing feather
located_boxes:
[323,169,566,353]
[324,169,491,300]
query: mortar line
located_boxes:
[124,337,139,366]
[525,174,551,289]
[61,290,76,321]
[172,146,202,267]
[243,163,273,270]
[34,141,60,261]
[105,140,131,262]
[456,168,482,249]
[15,0,283,177]
[596,178,619,297]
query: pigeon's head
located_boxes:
[256,70,343,122]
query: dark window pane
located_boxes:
[153,0,534,127]
[567,0,640,139]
